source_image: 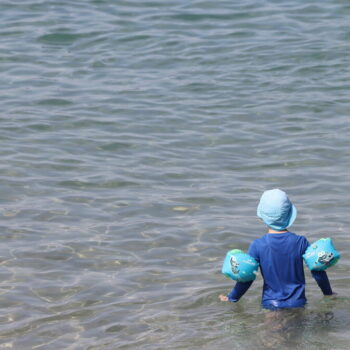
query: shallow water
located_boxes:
[1,0,350,349]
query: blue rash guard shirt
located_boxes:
[227,232,332,309]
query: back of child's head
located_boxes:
[257,189,297,230]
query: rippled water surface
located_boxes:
[1,0,350,349]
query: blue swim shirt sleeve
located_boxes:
[227,281,254,302]
[248,240,259,262]
[311,270,333,295]
[301,236,310,255]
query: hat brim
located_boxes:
[287,204,297,228]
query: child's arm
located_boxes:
[302,237,334,295]
[219,281,254,302]
[311,270,333,295]
[219,241,258,302]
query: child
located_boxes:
[219,189,334,309]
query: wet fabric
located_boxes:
[227,232,332,308]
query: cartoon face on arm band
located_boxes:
[222,249,259,282]
[303,238,340,271]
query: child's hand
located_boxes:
[325,292,337,299]
[218,294,229,302]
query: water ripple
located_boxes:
[1,0,350,349]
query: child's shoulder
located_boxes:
[250,234,268,247]
[251,232,308,244]
[289,231,308,242]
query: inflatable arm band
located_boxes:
[303,238,340,271]
[222,249,259,282]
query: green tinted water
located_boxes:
[1,0,350,349]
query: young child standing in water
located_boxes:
[219,189,334,309]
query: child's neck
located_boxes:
[268,228,289,234]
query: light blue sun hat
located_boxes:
[257,189,297,231]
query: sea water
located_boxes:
[1,0,350,349]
